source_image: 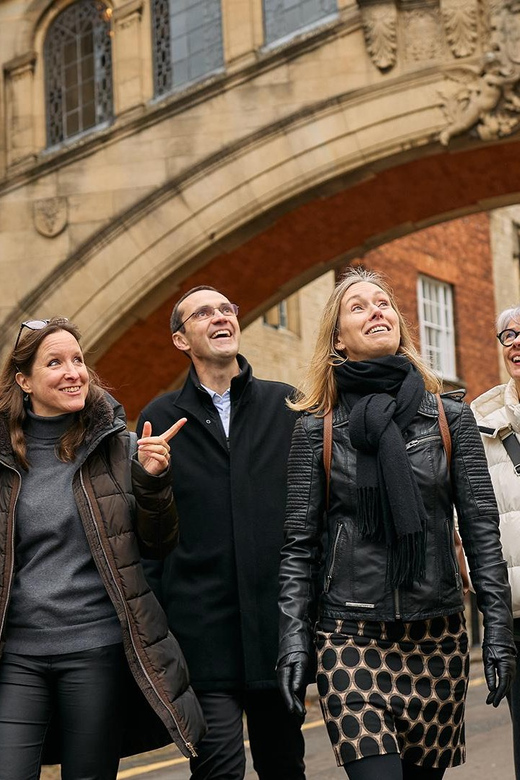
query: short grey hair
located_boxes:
[496,306,520,334]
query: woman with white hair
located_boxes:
[277,267,515,780]
[471,304,520,779]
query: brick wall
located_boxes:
[351,213,500,403]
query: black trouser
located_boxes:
[507,637,520,779]
[0,643,127,780]
[344,754,446,779]
[190,688,306,780]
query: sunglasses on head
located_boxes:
[14,318,69,352]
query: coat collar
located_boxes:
[471,379,520,437]
[0,392,121,465]
[176,354,252,410]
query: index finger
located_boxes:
[162,417,187,442]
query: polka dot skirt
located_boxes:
[316,613,469,769]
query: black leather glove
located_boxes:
[483,644,516,707]
[276,651,308,719]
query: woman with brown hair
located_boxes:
[0,317,205,779]
[277,268,515,779]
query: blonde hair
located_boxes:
[289,267,441,414]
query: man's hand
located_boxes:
[277,651,308,719]
[483,644,516,707]
[137,418,187,475]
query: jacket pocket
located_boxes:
[324,521,343,593]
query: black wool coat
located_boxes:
[138,356,297,691]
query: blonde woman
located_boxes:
[471,305,520,779]
[277,268,515,780]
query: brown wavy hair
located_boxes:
[0,318,106,468]
[288,267,442,415]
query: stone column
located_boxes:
[112,0,148,117]
[221,0,263,69]
[3,51,37,169]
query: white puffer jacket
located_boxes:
[471,379,520,617]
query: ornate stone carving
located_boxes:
[33,197,68,238]
[402,8,445,63]
[439,55,520,145]
[441,0,479,58]
[359,2,398,72]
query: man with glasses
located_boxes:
[137,286,306,780]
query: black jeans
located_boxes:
[507,637,520,779]
[0,643,127,780]
[190,688,306,780]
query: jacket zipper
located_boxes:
[324,522,342,593]
[394,589,401,620]
[0,463,21,644]
[78,468,197,758]
[405,434,441,450]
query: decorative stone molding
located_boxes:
[439,1,520,144]
[358,1,398,72]
[402,6,445,63]
[33,197,68,237]
[441,0,479,59]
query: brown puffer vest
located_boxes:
[0,393,206,762]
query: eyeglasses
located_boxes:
[497,328,520,347]
[14,318,69,351]
[177,303,239,331]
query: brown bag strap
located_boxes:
[323,409,333,510]
[436,393,451,468]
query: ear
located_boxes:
[334,332,346,354]
[15,372,31,394]
[172,331,191,354]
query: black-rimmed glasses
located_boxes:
[497,328,520,347]
[177,303,239,332]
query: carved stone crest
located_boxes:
[33,197,68,238]
[359,2,398,72]
[402,8,445,63]
[440,0,479,59]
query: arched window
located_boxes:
[44,1,113,147]
[152,0,224,97]
[263,0,338,46]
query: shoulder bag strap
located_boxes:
[500,430,520,476]
[436,393,451,468]
[323,409,333,511]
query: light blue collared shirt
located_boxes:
[201,384,231,437]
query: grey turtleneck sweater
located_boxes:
[5,411,121,655]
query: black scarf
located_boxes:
[334,355,427,589]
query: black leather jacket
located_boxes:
[278,391,514,661]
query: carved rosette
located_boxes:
[33,197,68,238]
[359,3,398,72]
[441,0,479,58]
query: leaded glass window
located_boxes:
[152,0,224,97]
[264,0,338,46]
[45,1,113,147]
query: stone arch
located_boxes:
[5,78,520,416]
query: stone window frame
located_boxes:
[263,294,301,335]
[417,274,457,382]
[44,0,114,148]
[151,0,225,99]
